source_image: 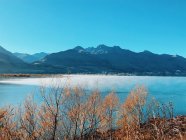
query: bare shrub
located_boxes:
[117,86,148,139]
[0,107,18,140]
[0,83,184,140]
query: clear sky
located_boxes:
[0,0,185,56]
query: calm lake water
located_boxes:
[0,75,186,115]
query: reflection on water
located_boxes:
[0,75,186,115]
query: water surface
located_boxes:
[0,75,186,115]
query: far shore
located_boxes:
[0,74,54,78]
[0,73,186,78]
[1,73,186,78]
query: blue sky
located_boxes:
[0,0,185,56]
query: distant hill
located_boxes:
[14,52,48,63]
[0,46,31,73]
[0,46,51,73]
[34,45,186,75]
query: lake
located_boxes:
[0,75,186,115]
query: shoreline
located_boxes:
[0,73,186,78]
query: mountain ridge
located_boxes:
[34,45,186,75]
[13,52,48,63]
[1,45,186,75]
[0,46,32,73]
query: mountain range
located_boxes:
[0,46,34,73]
[13,52,48,63]
[0,45,186,76]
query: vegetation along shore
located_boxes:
[0,84,185,140]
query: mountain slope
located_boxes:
[0,46,32,73]
[14,52,48,63]
[35,45,186,75]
